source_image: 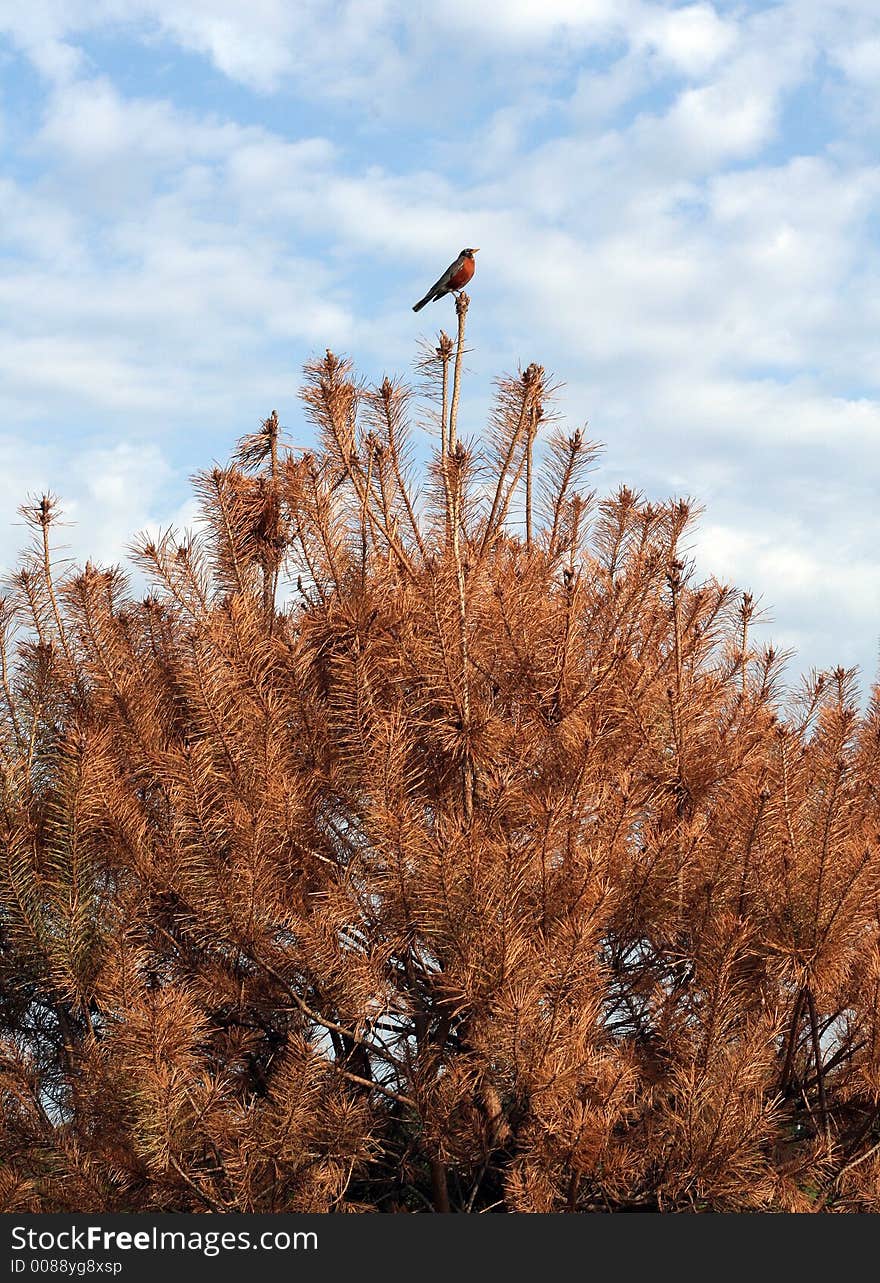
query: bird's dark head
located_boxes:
[460,247,479,259]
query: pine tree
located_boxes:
[2,297,880,1212]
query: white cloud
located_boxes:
[65,442,174,566]
[694,518,880,676]
[2,0,406,96]
[0,178,81,263]
[635,3,738,77]
[662,81,776,163]
[434,0,625,39]
[643,374,880,445]
[0,437,181,585]
[0,83,356,437]
[832,37,880,83]
[0,335,180,413]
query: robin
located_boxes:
[412,248,479,312]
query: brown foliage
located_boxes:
[2,298,880,1212]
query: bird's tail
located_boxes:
[412,295,431,312]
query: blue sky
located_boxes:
[1,0,880,691]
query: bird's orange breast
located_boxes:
[447,256,476,290]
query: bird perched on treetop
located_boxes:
[412,248,479,312]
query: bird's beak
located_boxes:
[472,247,480,253]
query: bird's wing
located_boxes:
[426,254,465,297]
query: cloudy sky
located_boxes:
[1,1,879,692]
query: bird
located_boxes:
[412,248,479,312]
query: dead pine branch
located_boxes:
[2,304,879,1215]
